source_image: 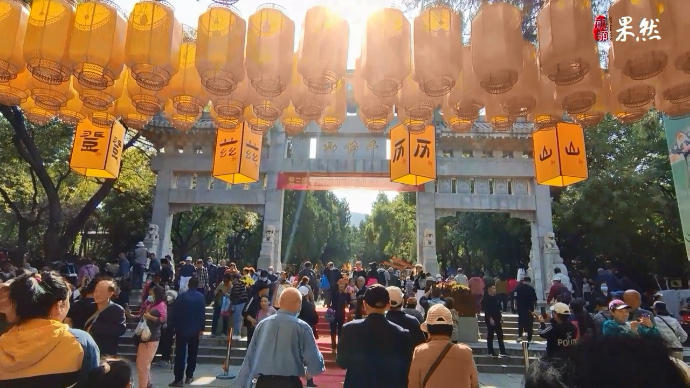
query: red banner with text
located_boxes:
[277,173,423,191]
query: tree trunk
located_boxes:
[12,219,30,266]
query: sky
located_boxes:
[115,0,411,214]
[332,190,397,214]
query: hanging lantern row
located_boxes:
[0,0,689,134]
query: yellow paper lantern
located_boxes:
[164,100,199,131]
[69,118,126,178]
[74,68,125,111]
[83,104,116,128]
[361,7,411,98]
[196,2,246,96]
[608,78,650,125]
[471,3,523,94]
[0,69,30,106]
[248,81,288,121]
[20,96,56,125]
[532,122,588,187]
[537,0,599,86]
[126,67,168,116]
[441,101,473,133]
[23,0,75,85]
[244,105,274,135]
[69,0,126,90]
[572,77,608,129]
[57,87,85,126]
[28,75,72,110]
[212,122,263,184]
[168,28,206,117]
[398,75,442,134]
[609,0,673,80]
[318,79,346,134]
[657,63,690,104]
[532,74,562,130]
[281,102,307,136]
[609,49,656,109]
[500,42,539,117]
[656,96,690,119]
[668,0,690,73]
[245,4,294,97]
[209,102,243,131]
[354,58,395,133]
[361,108,393,134]
[114,89,150,129]
[0,0,29,82]
[412,6,462,97]
[555,66,605,115]
[297,6,349,94]
[448,46,484,122]
[291,52,325,121]
[211,77,248,121]
[389,122,436,185]
[124,0,182,90]
[485,94,514,132]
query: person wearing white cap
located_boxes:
[178,257,195,293]
[385,286,425,348]
[408,304,478,388]
[535,302,579,359]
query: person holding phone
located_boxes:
[535,303,578,359]
[602,299,660,338]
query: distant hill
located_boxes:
[350,212,367,227]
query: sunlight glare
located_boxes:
[309,138,317,159]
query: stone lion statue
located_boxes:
[423,229,434,246]
[264,225,275,243]
[543,232,557,250]
[146,224,159,242]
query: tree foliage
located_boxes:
[281,190,352,267]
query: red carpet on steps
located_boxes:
[300,306,345,387]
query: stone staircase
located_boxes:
[117,290,546,375]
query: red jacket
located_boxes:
[507,279,518,294]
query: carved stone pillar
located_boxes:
[416,182,439,276]
[531,182,556,304]
[257,129,285,272]
[150,169,174,259]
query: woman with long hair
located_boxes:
[126,285,167,388]
[0,271,100,387]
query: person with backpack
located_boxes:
[299,261,318,300]
[547,278,572,305]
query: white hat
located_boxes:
[421,304,453,332]
[185,256,192,261]
[551,302,571,315]
[386,286,404,307]
[298,285,310,296]
[136,242,145,248]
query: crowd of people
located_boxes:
[2,250,690,388]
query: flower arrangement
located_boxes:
[435,280,471,293]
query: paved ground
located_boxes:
[142,364,524,387]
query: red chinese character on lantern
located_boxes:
[593,15,609,42]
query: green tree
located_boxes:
[553,113,686,278]
[280,190,352,267]
[0,108,142,264]
[171,206,260,262]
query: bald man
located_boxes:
[234,287,325,388]
[623,289,655,325]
